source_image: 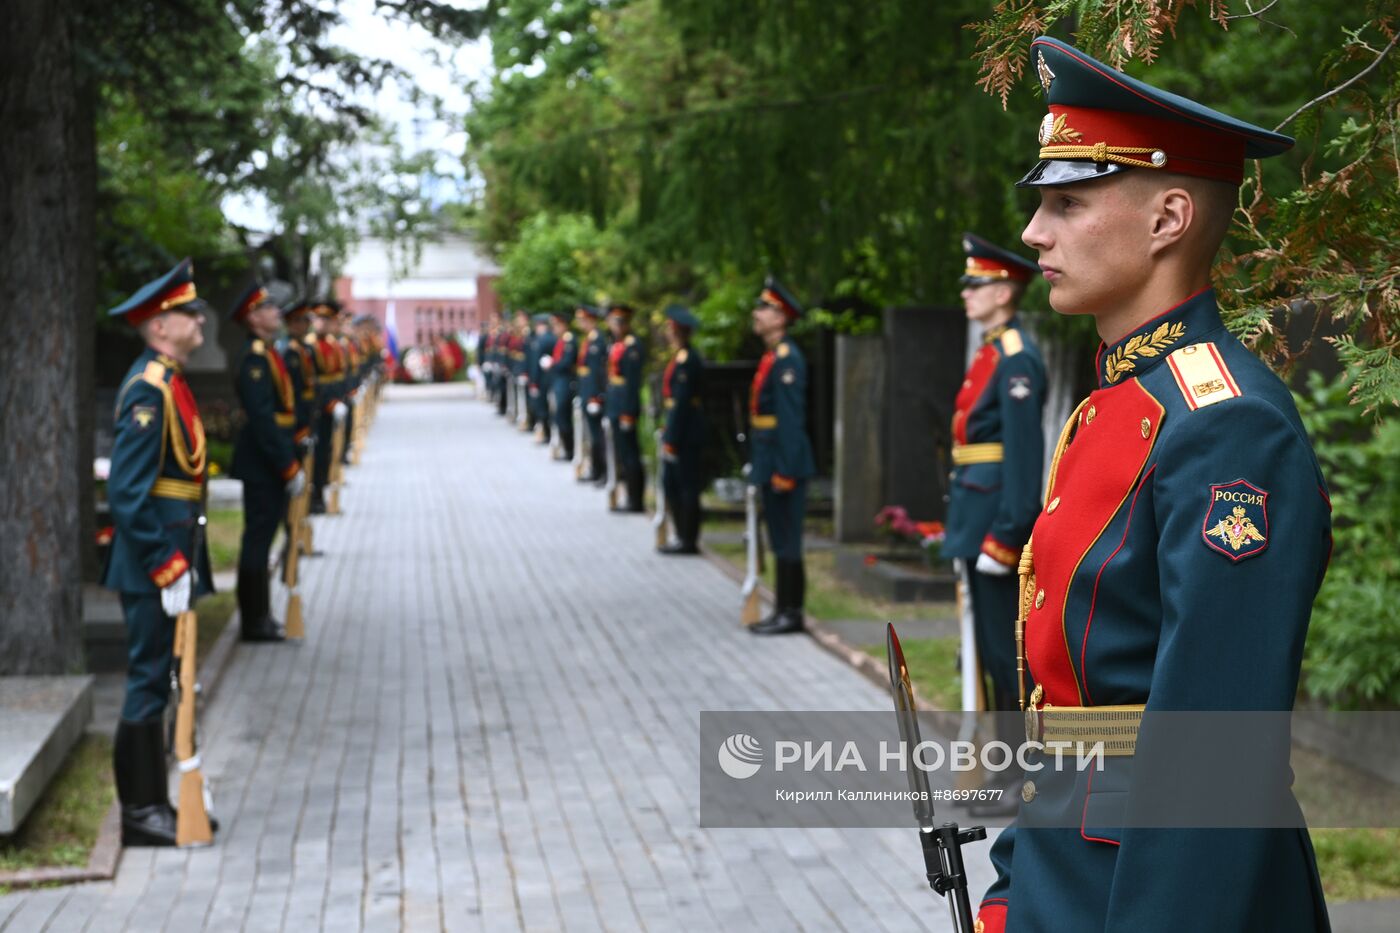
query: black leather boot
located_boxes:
[750,559,791,633]
[239,567,284,642]
[754,560,806,635]
[115,719,178,846]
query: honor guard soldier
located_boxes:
[974,37,1332,933]
[529,313,556,443]
[605,302,646,512]
[747,277,816,635]
[102,258,217,846]
[229,283,303,641]
[336,307,361,464]
[279,301,318,453]
[575,304,609,483]
[309,302,347,513]
[657,304,706,554]
[945,234,1047,739]
[543,308,577,460]
[510,309,530,424]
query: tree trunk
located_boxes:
[0,0,85,673]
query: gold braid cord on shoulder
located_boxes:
[1017,397,1092,712]
[139,371,207,478]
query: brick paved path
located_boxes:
[0,383,996,932]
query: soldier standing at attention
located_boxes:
[657,304,705,554]
[605,302,645,512]
[308,302,346,514]
[575,303,609,484]
[279,301,317,456]
[543,308,577,461]
[974,37,1332,933]
[747,277,815,635]
[102,258,216,846]
[510,309,531,426]
[943,233,1047,733]
[229,283,303,642]
[336,307,361,465]
[529,313,556,445]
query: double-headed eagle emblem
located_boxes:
[1206,506,1266,552]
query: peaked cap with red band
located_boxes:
[107,258,213,326]
[1017,36,1294,188]
[229,282,272,324]
[960,232,1040,286]
[757,275,803,320]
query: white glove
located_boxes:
[620,418,635,432]
[975,552,1013,576]
[516,375,528,386]
[333,401,348,424]
[539,356,553,370]
[586,401,601,416]
[286,469,307,499]
[161,571,192,616]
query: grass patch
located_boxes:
[0,735,114,873]
[861,636,962,711]
[706,524,939,623]
[195,590,237,665]
[1312,829,1400,901]
[206,508,243,573]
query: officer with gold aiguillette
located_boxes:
[229,282,305,642]
[747,277,816,635]
[973,36,1332,933]
[944,234,1046,767]
[102,258,217,846]
[575,303,609,484]
[605,302,646,512]
[657,304,705,554]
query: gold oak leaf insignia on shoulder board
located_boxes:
[133,405,156,429]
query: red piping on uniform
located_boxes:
[1101,285,1213,348]
[1080,769,1121,846]
[1080,463,1156,706]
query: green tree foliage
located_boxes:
[85,0,488,303]
[495,212,622,311]
[467,0,1057,355]
[1295,373,1400,706]
[971,1,1400,412]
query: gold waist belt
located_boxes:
[751,414,777,429]
[151,477,203,501]
[952,442,1004,465]
[1035,703,1145,757]
[275,412,295,427]
[663,399,700,410]
[577,366,591,375]
[609,376,625,386]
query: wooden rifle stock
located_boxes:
[653,429,669,548]
[740,482,765,626]
[173,609,213,847]
[327,416,346,515]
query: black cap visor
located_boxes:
[1016,158,1132,188]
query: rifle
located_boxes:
[572,396,587,479]
[954,558,987,790]
[653,428,669,548]
[740,467,765,627]
[172,503,214,847]
[327,414,346,515]
[887,623,985,932]
[281,465,309,640]
[299,445,316,557]
[603,416,620,510]
[516,375,531,430]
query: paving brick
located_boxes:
[0,385,999,932]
